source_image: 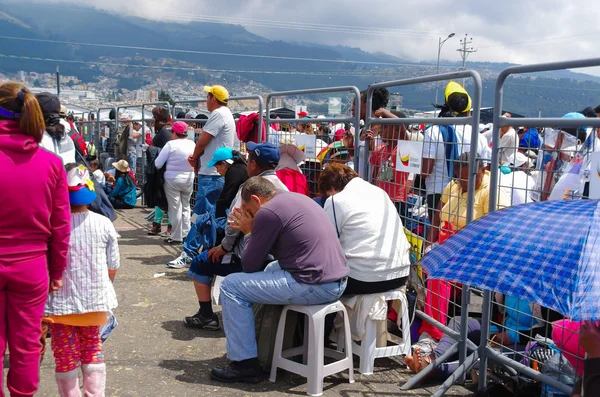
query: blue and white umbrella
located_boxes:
[422,199,600,321]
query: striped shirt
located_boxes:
[45,212,120,316]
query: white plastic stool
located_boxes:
[341,289,411,375]
[269,301,354,396]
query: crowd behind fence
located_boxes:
[66,57,600,396]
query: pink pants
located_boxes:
[49,324,103,373]
[0,255,49,397]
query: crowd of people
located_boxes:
[1,78,600,397]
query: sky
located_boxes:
[15,0,600,74]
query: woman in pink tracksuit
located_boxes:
[0,82,70,397]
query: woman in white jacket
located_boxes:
[36,93,76,165]
[319,163,411,294]
[155,121,196,244]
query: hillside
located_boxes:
[0,2,599,116]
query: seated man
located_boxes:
[210,177,349,383]
[184,142,289,329]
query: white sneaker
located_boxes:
[167,252,192,269]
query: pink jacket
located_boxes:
[0,121,70,280]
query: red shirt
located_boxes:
[276,168,309,196]
[369,144,407,203]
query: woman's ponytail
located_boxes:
[20,89,45,142]
[0,82,45,142]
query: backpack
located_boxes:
[236,113,266,143]
[115,125,130,160]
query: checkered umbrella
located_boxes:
[422,199,600,321]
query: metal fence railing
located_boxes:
[265,86,361,197]
[358,71,484,396]
[475,57,600,396]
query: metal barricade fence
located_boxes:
[361,71,483,396]
[476,57,600,396]
[264,86,361,197]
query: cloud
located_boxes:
[15,0,600,74]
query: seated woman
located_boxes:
[318,163,410,295]
[405,294,563,378]
[108,160,137,209]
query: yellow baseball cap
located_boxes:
[204,85,229,103]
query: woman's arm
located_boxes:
[154,142,170,169]
[48,166,71,283]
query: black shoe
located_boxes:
[148,222,161,235]
[183,311,220,330]
[210,361,266,384]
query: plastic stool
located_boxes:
[269,301,354,396]
[340,289,411,375]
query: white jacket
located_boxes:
[324,177,410,282]
[39,131,76,165]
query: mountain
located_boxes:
[0,2,599,116]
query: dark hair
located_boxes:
[152,107,171,132]
[241,176,277,202]
[66,114,75,122]
[455,151,484,172]
[208,92,227,107]
[90,159,102,170]
[594,104,600,114]
[89,113,95,121]
[176,111,186,119]
[36,92,65,140]
[0,82,45,142]
[65,163,78,173]
[195,114,208,120]
[318,163,358,196]
[248,150,277,171]
[109,109,116,120]
[361,87,390,112]
[115,169,134,187]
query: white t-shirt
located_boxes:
[200,106,237,176]
[154,138,196,179]
[423,124,490,196]
[93,169,106,185]
[499,170,536,206]
[499,128,518,164]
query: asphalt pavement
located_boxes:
[5,208,476,396]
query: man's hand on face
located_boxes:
[228,207,254,235]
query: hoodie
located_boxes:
[0,121,71,280]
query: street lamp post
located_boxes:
[435,33,455,105]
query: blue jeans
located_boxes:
[127,153,137,176]
[183,176,224,257]
[187,250,242,284]
[220,262,347,361]
[192,175,224,215]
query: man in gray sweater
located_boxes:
[210,176,349,384]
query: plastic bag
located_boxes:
[100,311,118,343]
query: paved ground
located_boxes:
[5,208,476,396]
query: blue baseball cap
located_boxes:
[247,142,280,165]
[207,147,235,168]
